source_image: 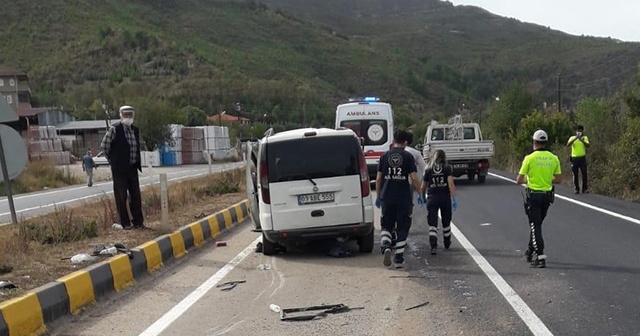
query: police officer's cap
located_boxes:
[532,130,548,142]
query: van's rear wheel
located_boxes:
[262,233,278,256]
[358,229,374,253]
[478,175,486,184]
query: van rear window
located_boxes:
[340,120,388,146]
[268,136,360,183]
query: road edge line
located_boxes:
[450,221,554,336]
[488,172,640,225]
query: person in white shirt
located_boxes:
[404,132,426,203]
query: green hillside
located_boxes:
[1,0,639,126]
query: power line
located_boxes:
[560,64,638,92]
[561,48,638,78]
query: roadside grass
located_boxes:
[0,159,82,196]
[0,168,245,301]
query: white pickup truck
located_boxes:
[422,118,494,183]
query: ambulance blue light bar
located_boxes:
[348,96,380,102]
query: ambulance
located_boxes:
[335,97,395,180]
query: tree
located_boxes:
[181,106,208,126]
[127,98,187,151]
[512,110,573,158]
[485,81,535,140]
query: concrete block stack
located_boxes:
[181,127,206,164]
[27,126,72,165]
[201,126,232,160]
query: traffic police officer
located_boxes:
[516,130,562,268]
[375,130,422,269]
[420,149,458,255]
[567,125,590,194]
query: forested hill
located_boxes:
[1,0,639,125]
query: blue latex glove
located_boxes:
[417,194,426,207]
[375,197,381,209]
[452,197,458,212]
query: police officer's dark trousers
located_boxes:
[525,192,552,258]
[427,195,452,248]
[380,200,413,262]
[570,156,588,192]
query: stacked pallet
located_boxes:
[181,127,205,164]
[28,126,72,165]
[201,126,232,160]
[162,124,183,166]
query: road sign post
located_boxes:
[0,99,26,226]
[0,135,18,226]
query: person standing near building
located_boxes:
[567,125,590,194]
[517,130,562,268]
[420,149,457,255]
[82,149,96,187]
[100,105,145,230]
[375,130,422,269]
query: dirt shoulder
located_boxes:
[0,169,246,301]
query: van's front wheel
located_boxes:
[262,233,278,256]
[358,229,374,253]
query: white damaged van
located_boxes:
[245,128,375,255]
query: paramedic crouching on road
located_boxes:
[516,130,562,268]
[375,130,422,269]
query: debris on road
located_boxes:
[63,242,134,263]
[280,304,364,321]
[217,280,246,291]
[270,304,281,313]
[112,223,123,230]
[405,301,429,311]
[257,264,271,270]
[194,212,210,219]
[327,245,353,258]
[216,241,228,247]
[0,264,13,275]
[0,281,16,290]
[66,253,98,264]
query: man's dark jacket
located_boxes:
[108,123,142,173]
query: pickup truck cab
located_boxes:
[422,118,494,183]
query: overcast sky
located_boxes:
[448,0,640,42]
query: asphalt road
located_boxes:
[0,162,243,225]
[52,171,640,336]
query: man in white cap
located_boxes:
[516,129,562,268]
[100,105,145,230]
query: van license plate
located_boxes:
[298,192,335,205]
[453,164,467,169]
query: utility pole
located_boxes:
[557,73,562,113]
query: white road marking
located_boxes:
[269,257,286,298]
[0,165,241,226]
[450,220,554,336]
[488,172,640,226]
[211,320,246,336]
[138,236,261,336]
[0,167,211,203]
[480,223,492,226]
